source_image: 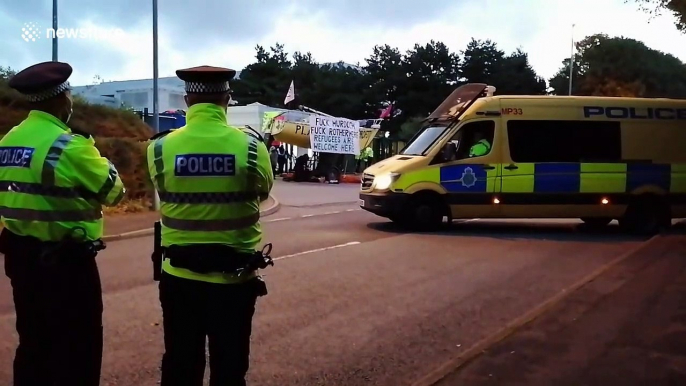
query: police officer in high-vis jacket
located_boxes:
[469,131,492,158]
[0,61,125,385]
[147,65,274,386]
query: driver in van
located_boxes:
[469,131,491,157]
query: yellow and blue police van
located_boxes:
[359,83,686,234]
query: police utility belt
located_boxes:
[0,227,106,264]
[163,243,274,276]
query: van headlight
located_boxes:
[374,173,399,190]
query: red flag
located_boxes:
[379,104,393,119]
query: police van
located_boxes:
[359,83,686,234]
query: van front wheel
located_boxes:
[619,196,670,236]
[406,194,446,231]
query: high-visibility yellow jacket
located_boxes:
[469,139,491,157]
[0,110,125,241]
[147,103,274,284]
[356,146,373,160]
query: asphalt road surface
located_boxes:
[0,202,657,385]
[436,233,686,386]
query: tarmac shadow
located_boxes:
[366,219,657,243]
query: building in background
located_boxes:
[71,76,191,112]
[71,62,359,146]
[71,62,357,111]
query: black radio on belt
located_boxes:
[39,227,106,264]
[164,243,274,275]
[0,226,105,264]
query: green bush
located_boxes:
[95,137,153,202]
[0,80,151,140]
[0,74,155,212]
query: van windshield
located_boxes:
[400,83,488,156]
[400,126,448,155]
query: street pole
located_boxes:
[152,0,159,134]
[152,0,160,210]
[568,23,575,96]
[52,0,58,61]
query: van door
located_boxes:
[436,119,501,219]
[497,119,623,218]
[497,119,555,217]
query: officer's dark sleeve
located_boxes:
[62,135,126,207]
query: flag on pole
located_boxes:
[284,80,295,105]
[379,103,393,119]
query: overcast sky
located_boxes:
[1,0,684,87]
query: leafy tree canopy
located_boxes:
[631,0,686,32]
[231,38,547,140]
[3,33,684,142]
[549,34,686,97]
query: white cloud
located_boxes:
[242,0,684,80]
[2,0,684,86]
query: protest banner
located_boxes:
[308,115,360,155]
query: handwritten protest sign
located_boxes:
[308,115,360,155]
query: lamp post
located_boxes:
[568,23,575,96]
[52,0,58,61]
[152,0,159,136]
[152,0,160,210]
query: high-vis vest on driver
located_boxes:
[469,139,491,157]
[147,103,274,284]
[0,110,125,241]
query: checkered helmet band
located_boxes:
[185,81,230,93]
[25,80,71,102]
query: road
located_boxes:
[0,184,661,385]
[436,233,686,386]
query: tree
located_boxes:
[0,67,15,81]
[460,39,504,84]
[459,39,547,95]
[631,0,686,32]
[231,43,292,106]
[287,51,318,108]
[398,40,461,118]
[549,33,686,97]
[231,44,370,118]
[230,39,547,143]
[231,34,686,138]
[313,63,368,119]
[492,49,547,95]
[362,44,406,116]
[548,57,582,96]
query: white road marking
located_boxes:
[264,208,363,223]
[265,217,291,223]
[274,241,361,261]
[266,210,477,225]
[307,209,360,217]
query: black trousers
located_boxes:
[4,250,104,386]
[159,272,260,386]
